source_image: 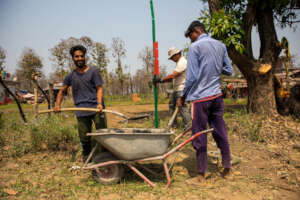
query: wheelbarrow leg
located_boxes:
[83,143,98,168]
[126,163,156,187]
[163,160,171,188]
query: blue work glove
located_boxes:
[152,77,163,85]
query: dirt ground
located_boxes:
[1,104,300,200]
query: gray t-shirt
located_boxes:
[63,67,104,117]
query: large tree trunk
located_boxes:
[246,72,277,114]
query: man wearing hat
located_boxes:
[177,21,233,185]
[153,47,191,129]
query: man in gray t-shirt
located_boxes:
[54,45,107,162]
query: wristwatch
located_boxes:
[97,102,102,105]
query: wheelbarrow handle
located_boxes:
[38,108,129,120]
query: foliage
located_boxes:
[138,46,153,73]
[111,37,128,96]
[15,48,43,90]
[91,42,109,82]
[205,0,300,27]
[0,112,78,157]
[199,9,245,54]
[0,46,6,71]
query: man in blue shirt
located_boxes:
[54,45,107,163]
[177,21,233,185]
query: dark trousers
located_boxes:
[169,91,191,129]
[191,95,231,174]
[77,113,107,156]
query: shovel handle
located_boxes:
[38,108,129,120]
[167,107,179,129]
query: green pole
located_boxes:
[150,0,159,128]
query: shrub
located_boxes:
[30,115,79,152]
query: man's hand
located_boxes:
[53,105,61,112]
[97,104,103,112]
[177,97,183,109]
[152,77,163,85]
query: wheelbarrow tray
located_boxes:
[87,128,174,160]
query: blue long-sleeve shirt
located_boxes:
[181,34,233,101]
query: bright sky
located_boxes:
[0,0,299,77]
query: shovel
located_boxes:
[38,108,149,121]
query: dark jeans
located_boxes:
[191,95,231,174]
[77,112,107,156]
[169,91,191,129]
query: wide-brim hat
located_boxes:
[168,47,181,59]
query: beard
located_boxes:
[74,60,85,68]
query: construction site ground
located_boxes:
[0,102,300,200]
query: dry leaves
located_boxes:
[4,188,17,195]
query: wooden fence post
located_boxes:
[49,83,54,109]
[33,74,38,118]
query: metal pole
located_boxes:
[150,0,159,128]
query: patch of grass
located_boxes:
[224,98,247,105]
[30,115,79,151]
[0,113,5,147]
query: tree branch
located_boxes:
[208,0,221,13]
[257,5,282,62]
[242,2,258,59]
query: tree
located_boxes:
[199,0,300,114]
[111,37,127,95]
[16,48,43,91]
[91,42,109,84]
[0,46,6,71]
[138,46,153,73]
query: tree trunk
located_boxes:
[246,72,277,114]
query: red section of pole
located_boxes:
[153,42,159,75]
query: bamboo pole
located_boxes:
[33,74,38,118]
[0,76,27,123]
[38,108,129,120]
[49,83,54,109]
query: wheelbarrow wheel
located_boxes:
[91,152,124,185]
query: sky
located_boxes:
[0,0,300,77]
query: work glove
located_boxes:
[152,77,163,85]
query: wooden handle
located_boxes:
[38,108,129,120]
[167,107,179,129]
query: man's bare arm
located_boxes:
[54,85,69,111]
[162,70,180,82]
[96,85,103,112]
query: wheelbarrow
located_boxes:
[83,127,213,188]
[39,107,213,188]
